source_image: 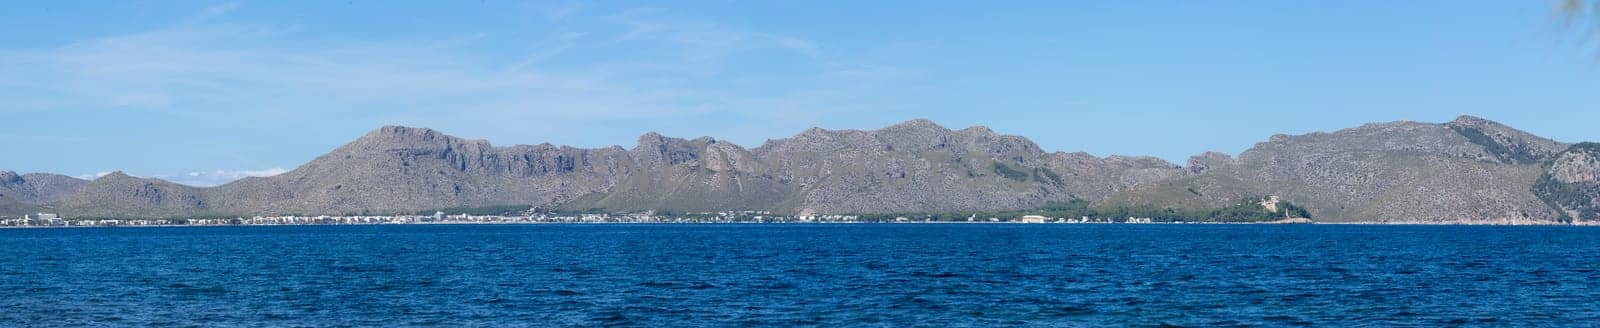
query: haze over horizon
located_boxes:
[4,1,1598,186]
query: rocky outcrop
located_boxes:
[1186,152,1234,175]
[1533,143,1600,221]
[1547,144,1600,184]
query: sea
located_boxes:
[2,224,1598,327]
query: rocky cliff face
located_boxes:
[205,125,637,215]
[6,116,1593,223]
[566,132,790,212]
[1533,143,1600,221]
[569,119,1184,214]
[1546,144,1600,184]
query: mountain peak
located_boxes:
[1444,114,1566,164]
[636,131,668,145]
[883,119,947,131]
[959,125,995,135]
[377,124,425,131]
[1186,151,1235,174]
[1450,115,1494,126]
[0,171,19,184]
[634,131,690,150]
[367,125,441,138]
[344,125,462,150]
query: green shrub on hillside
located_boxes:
[992,162,1030,181]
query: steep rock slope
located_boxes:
[206,126,637,215]
[750,120,1056,214]
[49,172,209,218]
[1103,116,1564,223]
[0,171,88,205]
[568,119,1185,214]
[1445,115,1567,164]
[1534,143,1600,221]
[567,133,791,212]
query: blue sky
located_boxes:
[3,1,1598,186]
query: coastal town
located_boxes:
[0,196,1325,228]
[0,210,811,227]
[0,210,1191,228]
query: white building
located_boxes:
[1258,195,1282,212]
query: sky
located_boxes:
[2,1,1598,186]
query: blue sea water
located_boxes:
[2,224,1599,327]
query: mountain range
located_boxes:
[3,115,1596,223]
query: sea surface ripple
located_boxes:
[2,224,1598,327]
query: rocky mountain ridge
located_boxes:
[3,116,1593,223]
[1,171,88,215]
[1103,116,1570,223]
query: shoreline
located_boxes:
[4,220,1599,229]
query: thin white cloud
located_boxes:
[74,172,114,180]
[506,32,587,72]
[71,168,285,186]
[0,4,922,149]
[193,2,243,22]
[159,168,290,187]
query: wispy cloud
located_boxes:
[72,168,287,186]
[192,2,243,22]
[156,168,289,187]
[2,3,924,175]
[0,5,908,122]
[74,172,114,180]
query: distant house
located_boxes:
[26,213,63,226]
[1020,215,1048,223]
[1258,196,1282,212]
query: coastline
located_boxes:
[5,220,1600,229]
